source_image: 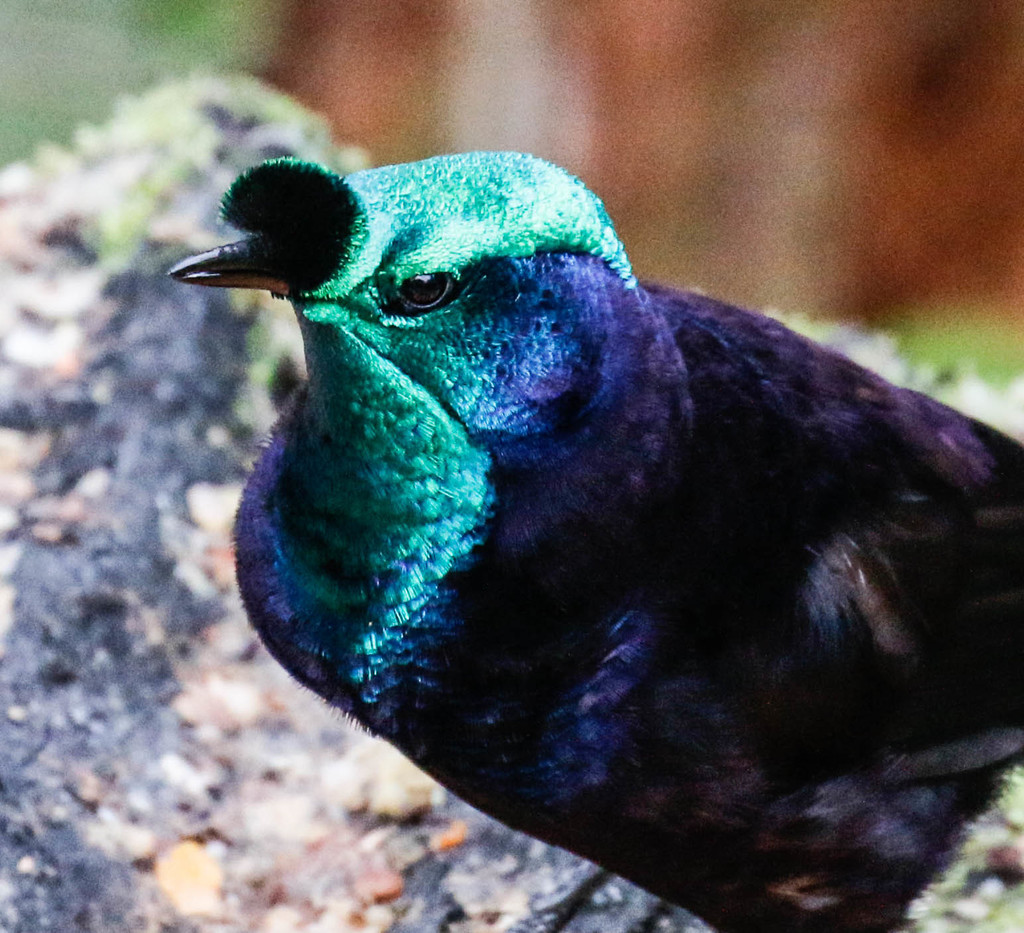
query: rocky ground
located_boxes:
[0,77,1022,933]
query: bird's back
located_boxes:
[628,285,1024,930]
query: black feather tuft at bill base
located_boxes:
[220,158,361,294]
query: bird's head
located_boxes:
[170,152,638,465]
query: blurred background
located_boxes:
[5,0,1024,374]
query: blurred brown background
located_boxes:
[266,0,1024,331]
[6,0,1024,360]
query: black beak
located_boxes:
[168,240,291,297]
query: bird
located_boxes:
[169,151,1024,932]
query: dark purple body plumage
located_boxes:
[234,258,1024,933]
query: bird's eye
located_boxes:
[395,272,457,314]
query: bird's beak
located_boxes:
[168,240,291,297]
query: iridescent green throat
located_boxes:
[273,318,493,682]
